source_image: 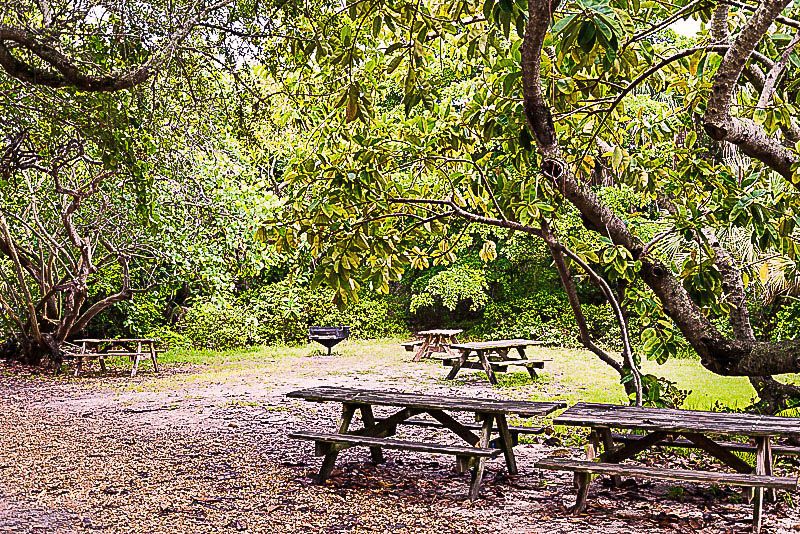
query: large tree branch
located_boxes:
[0,0,233,91]
[67,255,132,338]
[0,214,43,343]
[703,0,798,179]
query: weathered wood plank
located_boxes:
[681,432,754,474]
[378,417,545,436]
[535,458,799,490]
[417,329,463,336]
[450,339,543,351]
[469,415,495,500]
[287,387,566,417]
[290,431,502,458]
[555,402,800,437]
[611,433,800,456]
[603,431,670,464]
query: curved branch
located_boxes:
[0,0,234,91]
[704,0,798,179]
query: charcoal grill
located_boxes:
[308,326,351,355]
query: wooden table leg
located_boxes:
[515,347,539,379]
[444,335,459,360]
[318,403,356,483]
[469,414,494,500]
[597,428,621,487]
[445,349,468,380]
[149,343,160,373]
[74,356,83,377]
[477,350,498,385]
[753,436,766,533]
[359,405,384,464]
[495,414,518,475]
[130,341,142,377]
[573,439,596,514]
[763,437,776,502]
[413,336,431,362]
[681,432,753,474]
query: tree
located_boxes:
[264,0,800,409]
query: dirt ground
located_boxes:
[1,343,799,533]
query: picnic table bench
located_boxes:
[537,402,800,533]
[63,338,161,377]
[288,386,565,499]
[402,329,463,362]
[446,339,548,385]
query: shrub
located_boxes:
[470,292,623,350]
[146,326,192,351]
[181,298,259,350]
[410,263,489,313]
[321,297,408,339]
[238,281,409,345]
[770,299,800,341]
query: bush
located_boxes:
[321,297,408,339]
[181,298,259,350]
[237,281,409,345]
[146,326,192,351]
[470,292,622,349]
[770,299,800,341]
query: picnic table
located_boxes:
[446,339,548,385]
[288,386,565,499]
[65,338,161,377]
[537,402,800,532]
[402,329,463,362]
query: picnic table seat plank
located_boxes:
[290,431,503,458]
[556,402,800,437]
[382,417,545,436]
[535,458,799,490]
[449,339,544,351]
[287,386,566,417]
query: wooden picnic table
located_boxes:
[288,386,565,499]
[446,339,547,385]
[407,329,463,362]
[68,338,161,377]
[538,402,800,532]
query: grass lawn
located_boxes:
[155,339,794,412]
[517,346,759,410]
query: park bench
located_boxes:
[537,402,800,533]
[308,326,350,355]
[446,339,548,385]
[287,386,565,499]
[61,338,162,377]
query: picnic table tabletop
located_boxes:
[416,329,464,336]
[73,338,157,344]
[450,339,544,351]
[288,386,566,417]
[555,402,800,437]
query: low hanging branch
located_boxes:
[389,194,644,405]
[0,0,235,92]
[540,222,643,406]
